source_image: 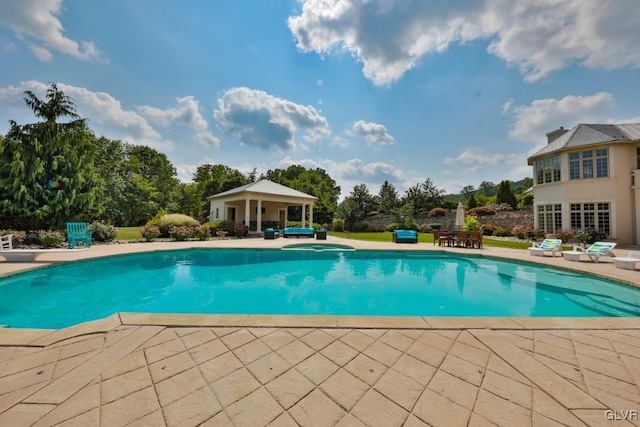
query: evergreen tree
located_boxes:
[496,180,517,209]
[0,84,103,230]
[378,180,399,215]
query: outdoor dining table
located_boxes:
[439,231,473,247]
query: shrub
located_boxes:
[493,227,511,237]
[140,225,161,241]
[480,224,498,236]
[574,229,608,245]
[169,225,193,241]
[285,221,323,230]
[486,203,513,211]
[428,223,441,230]
[193,224,212,240]
[42,230,65,248]
[385,222,401,232]
[208,220,235,235]
[25,230,47,245]
[352,221,370,232]
[148,213,200,237]
[428,207,447,217]
[467,206,496,217]
[553,229,575,243]
[332,218,345,232]
[87,220,118,242]
[417,223,431,233]
[511,224,534,239]
[233,223,249,238]
[463,216,480,231]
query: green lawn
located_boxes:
[329,231,533,250]
[116,226,143,240]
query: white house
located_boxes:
[527,123,640,245]
[207,179,317,233]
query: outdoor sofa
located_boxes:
[283,227,315,238]
[392,229,418,244]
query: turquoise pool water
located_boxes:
[0,249,639,329]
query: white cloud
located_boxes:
[137,96,208,130]
[194,131,220,148]
[0,80,173,151]
[213,87,330,150]
[289,0,640,85]
[444,148,525,166]
[507,92,616,143]
[0,0,103,62]
[352,120,394,146]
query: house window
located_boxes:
[534,155,561,184]
[569,149,608,180]
[570,202,610,235]
[215,208,219,219]
[637,147,640,169]
[537,204,562,234]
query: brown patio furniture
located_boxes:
[470,231,483,248]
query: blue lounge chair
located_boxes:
[528,239,562,257]
[562,241,617,263]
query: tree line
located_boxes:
[0,84,531,231]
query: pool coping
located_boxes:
[1,235,640,347]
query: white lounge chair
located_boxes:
[0,234,13,251]
[562,241,617,263]
[528,239,562,257]
[612,251,640,271]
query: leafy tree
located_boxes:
[0,84,103,230]
[378,180,399,215]
[402,178,444,214]
[460,185,475,200]
[496,180,517,209]
[335,197,360,231]
[94,137,128,224]
[125,144,179,212]
[176,182,202,219]
[193,164,250,221]
[478,181,496,197]
[467,194,478,209]
[349,183,379,219]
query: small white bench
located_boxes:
[612,251,640,271]
[0,248,89,262]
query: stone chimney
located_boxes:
[546,126,567,143]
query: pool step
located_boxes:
[565,293,640,316]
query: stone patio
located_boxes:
[1,237,639,426]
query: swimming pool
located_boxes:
[0,248,639,329]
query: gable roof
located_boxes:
[528,123,640,161]
[207,179,317,200]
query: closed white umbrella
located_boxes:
[455,202,465,230]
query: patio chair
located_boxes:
[66,222,93,248]
[561,241,617,263]
[528,238,562,257]
[0,234,13,251]
[612,251,640,270]
[433,230,449,246]
[469,231,483,249]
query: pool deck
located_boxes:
[1,237,639,426]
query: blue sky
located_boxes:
[1,0,639,198]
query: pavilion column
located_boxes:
[244,198,250,227]
[301,204,306,228]
[309,203,313,226]
[257,199,263,233]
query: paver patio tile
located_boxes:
[374,367,423,411]
[582,369,640,401]
[412,388,471,427]
[427,369,479,411]
[379,330,416,352]
[286,328,314,338]
[148,351,195,383]
[265,366,315,409]
[211,367,260,407]
[220,329,256,350]
[448,340,491,367]
[619,354,640,387]
[343,353,385,386]
[485,354,531,385]
[0,383,46,414]
[574,341,623,365]
[0,362,54,395]
[533,340,578,364]
[101,350,147,380]
[296,353,340,385]
[473,389,532,426]
[162,387,221,427]
[2,347,59,376]
[575,352,631,382]
[403,414,430,427]
[53,349,102,379]
[533,353,585,386]
[127,409,166,427]
[535,330,574,351]
[572,409,637,427]
[320,328,350,339]
[275,339,315,365]
[144,338,186,365]
[532,388,588,427]
[247,351,291,384]
[320,339,359,366]
[140,328,174,349]
[439,354,485,387]
[200,410,234,427]
[363,340,403,367]
[417,330,456,352]
[33,382,99,427]
[339,330,375,352]
[397,329,424,340]
[289,388,345,427]
[58,335,105,360]
[335,413,367,427]
[571,330,616,351]
[173,327,205,337]
[299,329,335,351]
[320,368,369,411]
[480,369,532,409]
[610,337,640,358]
[57,407,100,426]
[189,337,228,365]
[211,327,241,338]
[587,386,640,418]
[260,329,297,350]
[226,387,283,427]
[358,328,386,339]
[199,351,243,384]
[351,388,408,427]
[101,366,152,404]
[498,330,534,352]
[391,354,436,386]
[155,366,208,407]
[100,386,161,427]
[248,327,279,338]
[233,338,272,364]
[455,330,490,352]
[178,329,216,349]
[0,403,56,426]
[406,339,447,367]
